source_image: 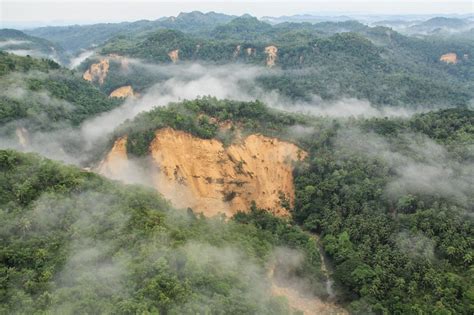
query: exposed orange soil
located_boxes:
[109,85,135,98]
[98,128,307,217]
[440,53,458,64]
[168,49,179,63]
[265,45,278,67]
[82,58,109,84]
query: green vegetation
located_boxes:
[0,51,60,76]
[0,29,67,64]
[25,11,234,54]
[292,108,474,314]
[211,16,273,41]
[110,98,474,313]
[81,57,168,95]
[3,12,474,314]
[113,97,303,156]
[97,92,474,312]
[93,18,473,107]
[0,149,325,314]
[0,52,120,132]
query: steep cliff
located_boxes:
[97,136,128,179]
[168,49,179,63]
[440,52,458,64]
[98,128,307,217]
[109,85,135,98]
[82,58,109,84]
[264,45,278,67]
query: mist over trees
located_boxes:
[1,9,473,315]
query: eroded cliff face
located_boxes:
[99,128,307,217]
[265,45,278,67]
[440,53,458,64]
[83,58,109,84]
[97,137,128,179]
[15,127,29,148]
[109,85,135,98]
[168,49,179,63]
[233,45,241,58]
[82,55,129,84]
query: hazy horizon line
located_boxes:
[2,0,473,28]
[2,10,473,30]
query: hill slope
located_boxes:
[0,52,121,149]
[0,29,67,64]
[98,98,474,314]
[0,149,331,314]
[25,11,235,54]
[86,17,473,107]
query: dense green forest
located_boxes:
[19,12,473,107]
[0,149,327,314]
[1,10,473,315]
[0,66,473,315]
[293,108,474,313]
[0,52,120,133]
[80,16,473,107]
[0,29,67,64]
[112,97,305,157]
[103,98,474,314]
[25,11,235,54]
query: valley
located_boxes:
[1,6,473,315]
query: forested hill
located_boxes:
[20,12,474,108]
[81,20,473,107]
[100,98,474,314]
[1,10,473,315]
[98,16,474,71]
[0,52,120,132]
[0,149,325,314]
[0,29,67,64]
[293,107,474,313]
[25,11,236,54]
[2,94,473,313]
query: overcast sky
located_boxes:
[2,0,473,27]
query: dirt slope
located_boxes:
[82,55,129,84]
[109,85,135,98]
[270,279,347,315]
[168,49,179,63]
[265,45,278,67]
[440,53,458,64]
[97,136,128,178]
[98,128,306,217]
[83,58,109,84]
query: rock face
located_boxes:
[233,45,241,58]
[99,128,307,217]
[109,85,135,98]
[265,45,278,67]
[15,127,29,148]
[97,137,128,179]
[82,55,129,84]
[168,49,179,63]
[440,53,458,64]
[83,58,109,84]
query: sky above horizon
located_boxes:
[2,0,473,27]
